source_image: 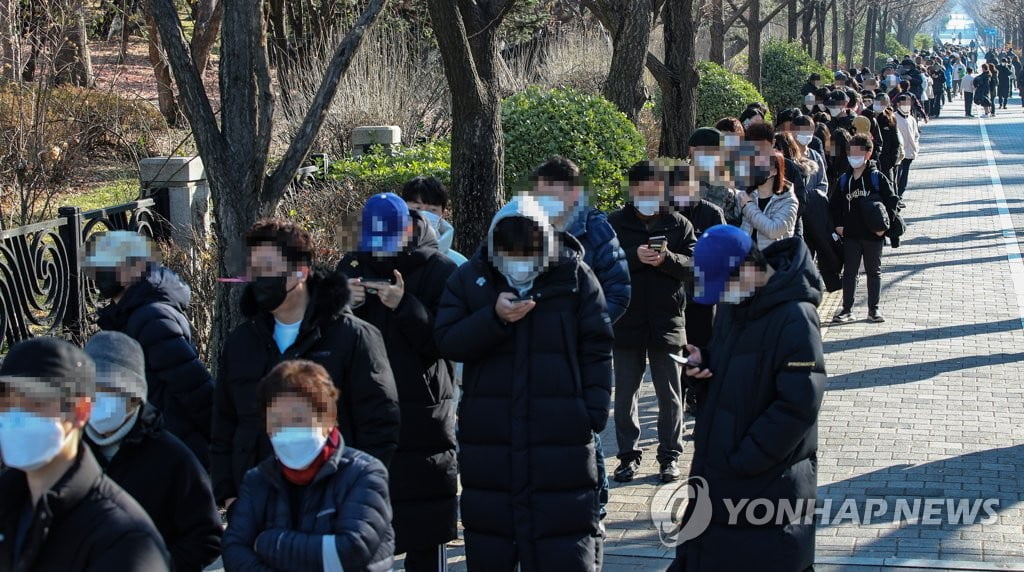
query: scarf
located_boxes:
[281,427,341,486]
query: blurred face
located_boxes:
[630,180,665,217]
[247,244,308,313]
[265,393,330,437]
[720,263,763,304]
[0,386,90,471]
[670,175,702,208]
[404,199,443,218]
[532,179,583,227]
[848,145,871,167]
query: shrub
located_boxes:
[875,34,912,71]
[325,139,452,194]
[761,41,834,114]
[694,60,770,128]
[501,86,647,213]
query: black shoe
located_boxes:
[833,311,854,323]
[659,461,681,483]
[898,200,907,209]
[613,458,641,482]
[868,312,886,323]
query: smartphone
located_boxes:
[510,295,534,304]
[648,236,667,252]
[671,350,701,368]
[360,276,395,294]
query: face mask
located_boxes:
[0,409,69,471]
[249,275,298,313]
[886,75,897,85]
[795,133,814,146]
[93,269,124,299]
[270,426,327,470]
[672,194,695,207]
[872,103,886,113]
[720,284,756,305]
[752,165,774,187]
[898,105,911,115]
[848,156,866,169]
[863,100,874,108]
[501,258,540,284]
[88,393,135,435]
[418,210,442,232]
[827,107,844,117]
[633,199,661,217]
[534,195,568,221]
[694,154,719,172]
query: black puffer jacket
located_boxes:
[675,238,826,572]
[96,264,213,467]
[211,270,400,503]
[337,212,458,554]
[85,404,222,572]
[435,230,614,571]
[0,443,171,571]
[223,436,395,572]
[608,205,697,349]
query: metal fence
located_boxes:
[0,196,168,351]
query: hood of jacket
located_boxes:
[486,195,558,283]
[98,264,191,328]
[239,266,351,321]
[741,237,823,320]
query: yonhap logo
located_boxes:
[649,476,713,547]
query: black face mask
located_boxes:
[93,270,124,299]
[249,275,297,313]
[752,165,774,188]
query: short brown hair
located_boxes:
[246,219,314,265]
[849,133,874,154]
[258,360,338,423]
[743,122,775,143]
[714,117,744,136]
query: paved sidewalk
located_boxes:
[595,96,1024,571]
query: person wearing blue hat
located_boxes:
[668,226,826,572]
[339,191,460,570]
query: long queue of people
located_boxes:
[0,47,969,572]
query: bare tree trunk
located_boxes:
[788,0,798,41]
[877,3,888,58]
[0,0,18,82]
[658,0,698,158]
[425,0,509,252]
[598,0,654,123]
[748,0,762,89]
[144,7,182,126]
[816,0,826,61]
[710,0,725,64]
[54,2,94,87]
[192,0,222,73]
[842,0,854,68]
[801,0,814,53]
[862,2,875,68]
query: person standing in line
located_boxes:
[402,176,468,267]
[83,331,222,572]
[893,94,920,202]
[830,135,899,324]
[962,67,976,116]
[997,58,1014,109]
[0,337,171,571]
[608,161,697,484]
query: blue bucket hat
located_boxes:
[693,224,754,305]
[359,192,411,254]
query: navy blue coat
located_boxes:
[97,264,213,467]
[435,237,614,572]
[674,238,826,572]
[566,207,631,323]
[223,440,395,572]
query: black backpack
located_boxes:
[839,170,906,247]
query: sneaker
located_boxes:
[659,461,681,483]
[613,458,641,483]
[897,200,907,209]
[832,311,854,323]
[868,312,886,323]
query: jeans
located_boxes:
[841,238,884,314]
[896,158,913,198]
[613,346,684,463]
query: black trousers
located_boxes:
[965,93,974,115]
[841,238,884,315]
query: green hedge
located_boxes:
[875,35,912,71]
[502,86,647,213]
[761,41,834,114]
[325,139,452,193]
[695,60,770,127]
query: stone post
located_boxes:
[138,156,210,252]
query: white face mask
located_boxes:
[501,258,541,284]
[848,156,867,169]
[694,154,719,172]
[795,133,814,146]
[0,409,70,471]
[418,210,442,232]
[534,195,568,221]
[634,199,661,217]
[720,283,756,305]
[270,426,328,470]
[88,393,135,435]
[827,107,844,117]
[872,103,886,113]
[898,105,912,115]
